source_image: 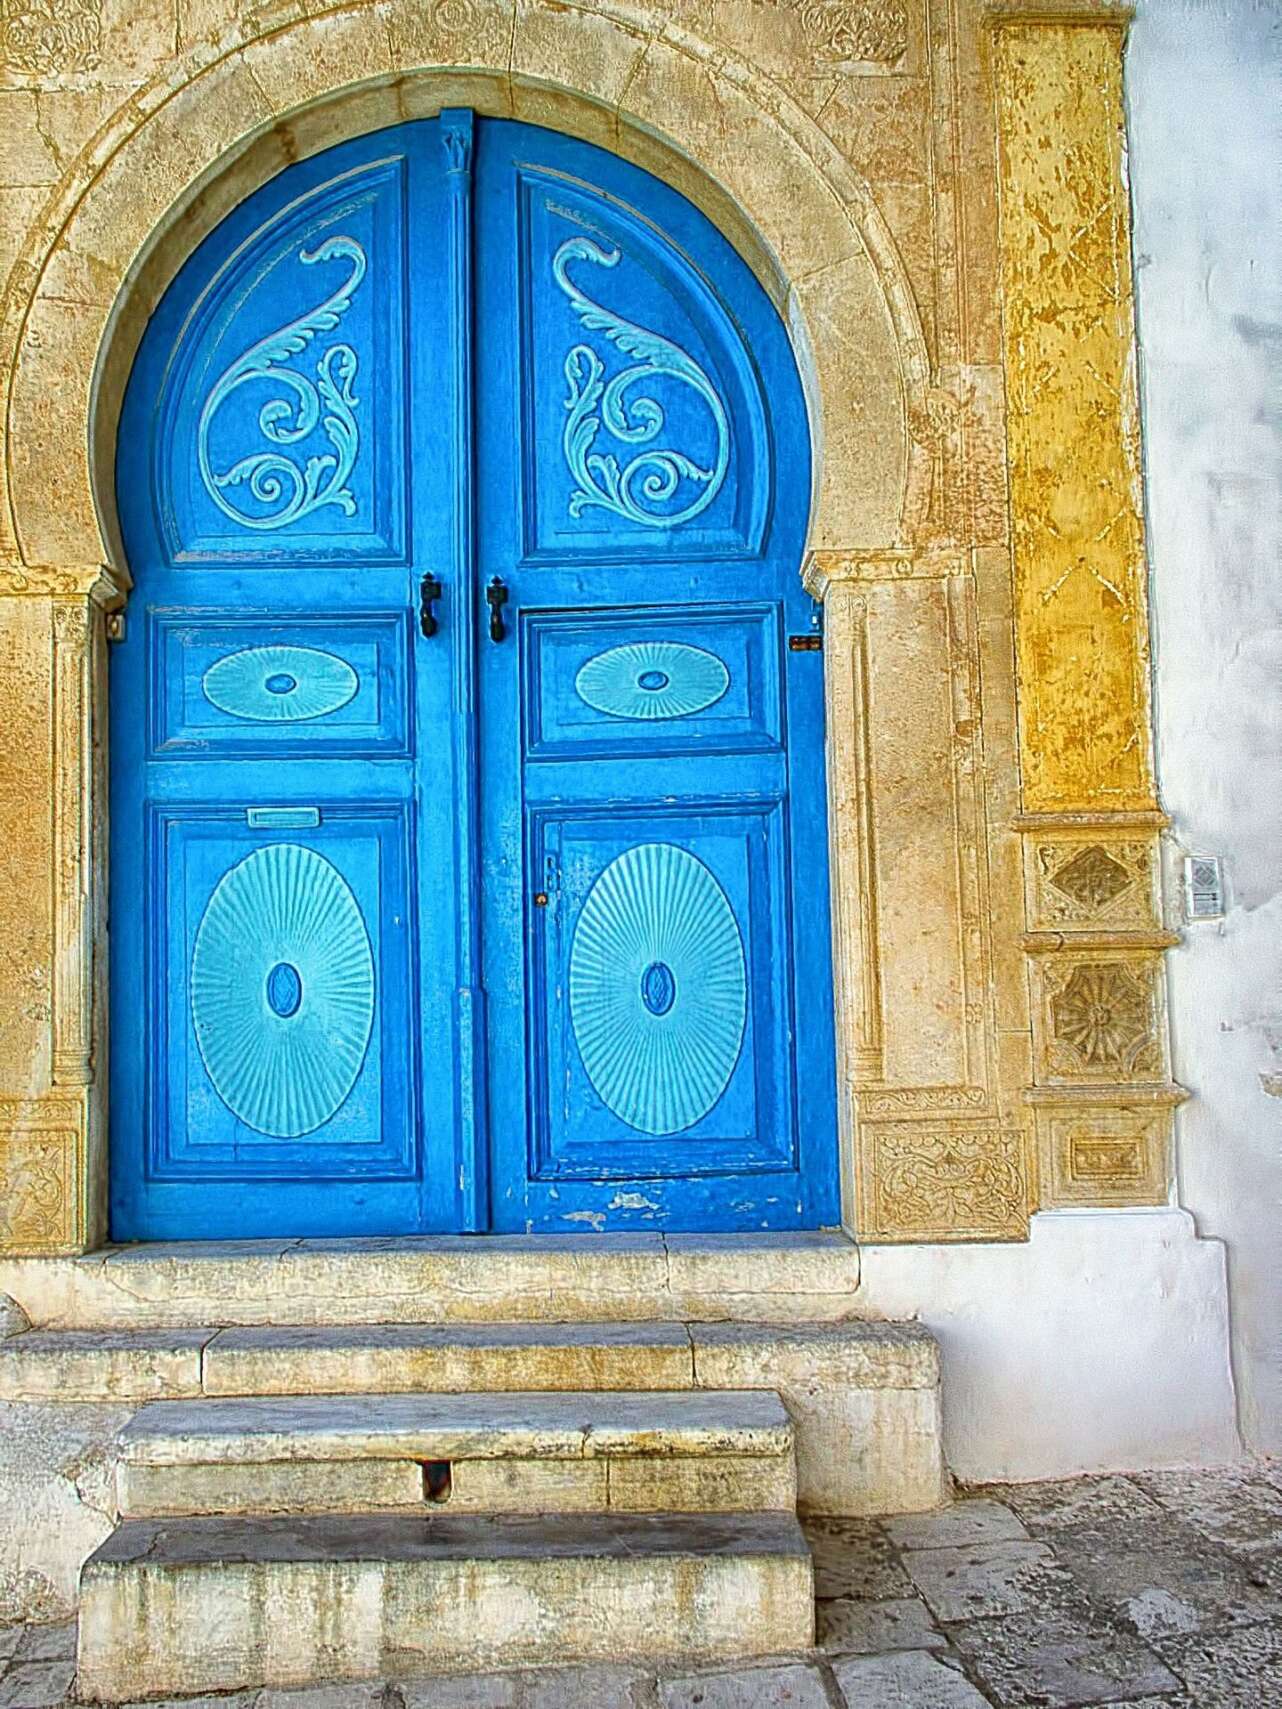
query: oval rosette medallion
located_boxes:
[574,641,730,722]
[202,644,359,723]
[568,842,746,1135]
[190,843,375,1137]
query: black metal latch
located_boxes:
[486,577,509,643]
[419,574,442,638]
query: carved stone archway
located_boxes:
[0,0,931,1250]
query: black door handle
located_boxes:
[486,577,509,643]
[419,574,442,638]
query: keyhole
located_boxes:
[641,961,676,1016]
[266,962,303,1018]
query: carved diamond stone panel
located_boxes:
[1029,836,1157,931]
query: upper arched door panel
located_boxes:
[123,118,802,575]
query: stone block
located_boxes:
[115,1389,795,1518]
[802,1517,914,1600]
[521,1664,654,1708]
[690,1323,944,1515]
[1046,1515,1281,1640]
[76,1512,814,1700]
[0,1659,77,1707]
[832,1649,990,1707]
[903,1538,1071,1623]
[0,1328,211,1400]
[886,1498,1027,1551]
[946,1605,1181,1708]
[663,1231,861,1320]
[660,1663,831,1708]
[399,1676,520,1707]
[0,1235,862,1329]
[0,1401,133,1623]
[816,1595,945,1655]
[201,1322,695,1397]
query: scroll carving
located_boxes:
[197,237,366,532]
[554,236,730,531]
[754,0,908,64]
[860,1124,1029,1242]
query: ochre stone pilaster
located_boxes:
[992,11,1184,1208]
[0,568,114,1254]
[808,549,1032,1243]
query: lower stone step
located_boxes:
[77,1510,814,1701]
[116,1389,797,1517]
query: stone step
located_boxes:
[77,1510,815,1700]
[0,1317,945,1514]
[115,1389,797,1517]
[0,1230,861,1330]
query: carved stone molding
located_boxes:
[822,584,884,1091]
[804,548,971,598]
[754,0,910,65]
[859,1122,1030,1242]
[0,1096,84,1254]
[1037,1101,1170,1208]
[50,599,94,1088]
[0,0,101,79]
[860,1085,989,1119]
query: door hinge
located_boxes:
[105,612,126,643]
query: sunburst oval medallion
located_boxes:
[574,642,730,721]
[190,843,375,1137]
[568,842,746,1135]
[202,645,359,723]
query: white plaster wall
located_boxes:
[857,1212,1240,1484]
[1126,0,1282,1457]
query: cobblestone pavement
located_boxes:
[2,1467,1279,1708]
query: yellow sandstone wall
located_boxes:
[0,0,1182,1252]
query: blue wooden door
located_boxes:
[476,125,837,1232]
[110,116,837,1239]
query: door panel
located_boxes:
[477,123,839,1233]
[111,125,461,1239]
[514,166,768,563]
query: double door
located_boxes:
[109,115,838,1238]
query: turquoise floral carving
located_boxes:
[553,236,730,529]
[197,236,366,531]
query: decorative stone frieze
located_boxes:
[0,0,101,79]
[858,1122,1028,1243]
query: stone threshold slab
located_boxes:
[118,1388,795,1464]
[0,1229,860,1331]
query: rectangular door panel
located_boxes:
[524,603,782,760]
[151,610,412,757]
[530,804,797,1182]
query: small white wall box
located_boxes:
[1184,855,1225,921]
